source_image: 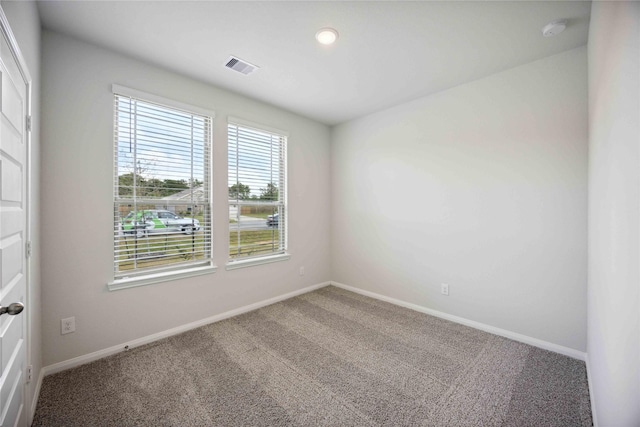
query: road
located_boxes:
[231,217,273,231]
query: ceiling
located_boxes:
[37,1,591,126]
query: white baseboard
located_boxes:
[42,279,587,377]
[585,354,598,426]
[330,281,587,361]
[42,282,331,376]
[29,367,45,424]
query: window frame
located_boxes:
[108,85,216,291]
[226,117,289,270]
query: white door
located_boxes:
[0,15,29,427]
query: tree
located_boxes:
[229,183,251,200]
[189,178,203,188]
[118,157,152,196]
[163,179,189,195]
[145,178,166,197]
[118,174,192,198]
[118,172,146,196]
[260,183,278,201]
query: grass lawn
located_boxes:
[230,229,280,258]
[116,228,281,272]
[116,231,208,272]
[243,212,272,219]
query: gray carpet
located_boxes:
[33,286,592,426]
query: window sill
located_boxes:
[225,253,290,271]
[108,264,217,291]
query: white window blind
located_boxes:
[113,89,212,280]
[228,120,287,261]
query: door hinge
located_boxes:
[26,365,33,383]
[26,115,32,132]
[26,241,32,258]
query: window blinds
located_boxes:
[113,92,212,279]
[228,121,287,260]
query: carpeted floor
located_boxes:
[33,286,593,426]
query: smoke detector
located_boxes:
[542,20,567,37]
[225,56,259,75]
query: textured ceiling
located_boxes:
[37,1,591,125]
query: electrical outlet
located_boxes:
[299,266,305,276]
[441,283,449,296]
[61,317,76,335]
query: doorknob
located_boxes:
[0,302,24,316]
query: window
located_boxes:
[227,118,288,266]
[111,85,214,289]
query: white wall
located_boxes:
[587,2,640,426]
[1,0,42,422]
[40,31,331,366]
[331,47,588,352]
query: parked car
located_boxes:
[266,213,279,227]
[122,210,200,236]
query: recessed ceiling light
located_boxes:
[316,28,339,45]
[541,19,567,37]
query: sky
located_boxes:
[116,95,285,200]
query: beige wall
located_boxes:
[587,2,640,425]
[40,30,332,366]
[331,47,588,352]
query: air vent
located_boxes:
[225,56,259,75]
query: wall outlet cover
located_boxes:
[61,317,76,335]
[441,283,449,296]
